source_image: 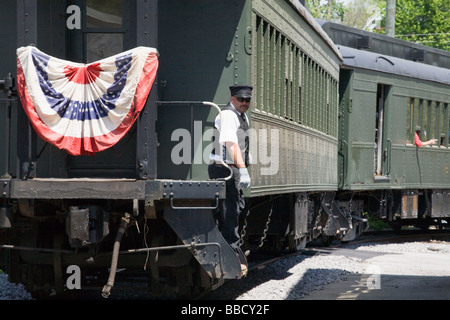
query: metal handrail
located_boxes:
[156,100,233,181]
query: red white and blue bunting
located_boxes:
[17,46,158,156]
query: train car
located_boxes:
[320,21,450,229]
[0,0,366,299]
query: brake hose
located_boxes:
[101,212,131,298]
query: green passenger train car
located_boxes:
[156,0,352,254]
[321,21,450,226]
[157,0,341,196]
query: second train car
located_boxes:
[320,21,450,230]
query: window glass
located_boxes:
[430,101,436,140]
[422,100,428,141]
[87,33,123,62]
[406,98,413,143]
[86,0,123,28]
[447,103,450,146]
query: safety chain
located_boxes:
[239,201,273,250]
[238,210,250,248]
[257,207,272,248]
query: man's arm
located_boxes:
[226,141,246,168]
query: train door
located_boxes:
[66,0,138,178]
[374,83,392,179]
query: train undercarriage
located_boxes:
[1,184,447,299]
[0,186,370,299]
[342,189,450,231]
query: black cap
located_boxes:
[230,85,253,98]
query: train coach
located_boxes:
[0,0,365,298]
[320,21,450,229]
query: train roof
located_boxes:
[286,0,342,61]
[318,20,450,69]
[339,45,450,85]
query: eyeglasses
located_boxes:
[237,97,251,103]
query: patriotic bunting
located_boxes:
[16,46,159,156]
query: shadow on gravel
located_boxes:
[204,251,354,300]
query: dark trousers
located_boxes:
[208,164,246,253]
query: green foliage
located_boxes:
[306,0,449,51]
[377,0,450,51]
[305,0,345,22]
[367,214,391,231]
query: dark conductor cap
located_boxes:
[230,85,253,98]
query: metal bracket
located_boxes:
[161,180,225,199]
[161,180,225,210]
[0,178,11,198]
[170,193,220,210]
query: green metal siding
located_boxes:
[156,0,341,196]
[249,0,340,196]
[339,67,450,191]
[156,0,251,180]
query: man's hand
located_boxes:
[239,167,251,190]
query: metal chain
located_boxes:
[257,207,272,248]
[238,210,250,248]
[239,199,274,250]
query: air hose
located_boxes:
[101,212,131,298]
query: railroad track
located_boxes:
[246,228,450,278]
[39,228,450,300]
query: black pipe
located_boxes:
[101,212,131,298]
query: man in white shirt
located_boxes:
[208,85,252,276]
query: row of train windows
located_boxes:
[252,16,338,138]
[407,98,450,147]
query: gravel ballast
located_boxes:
[207,239,450,300]
[1,240,450,300]
[0,274,34,300]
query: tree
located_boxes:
[306,0,382,30]
[377,0,450,51]
[341,0,382,30]
[305,0,345,22]
[307,0,449,51]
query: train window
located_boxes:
[440,102,448,147]
[406,98,414,144]
[436,101,441,144]
[375,84,391,176]
[84,0,124,63]
[413,99,420,138]
[326,74,330,134]
[447,103,450,147]
[420,100,428,141]
[86,33,123,62]
[86,0,123,28]
[430,101,437,143]
[304,56,311,126]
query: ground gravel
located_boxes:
[2,240,450,300]
[206,239,450,300]
[206,252,365,300]
[345,240,450,254]
[0,274,34,300]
